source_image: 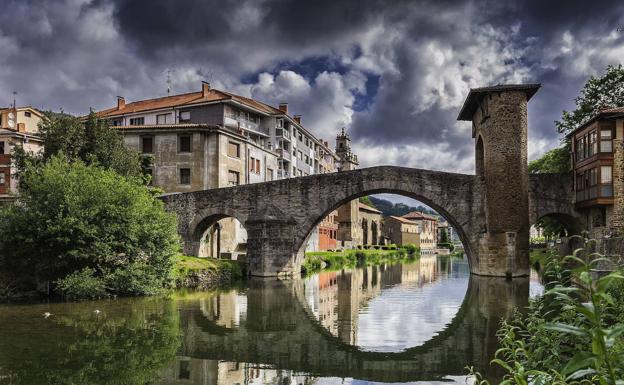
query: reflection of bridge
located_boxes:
[172,263,529,383]
[163,84,578,277]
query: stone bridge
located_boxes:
[161,84,580,277]
[174,269,529,383]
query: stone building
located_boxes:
[0,106,44,202]
[94,82,349,257]
[402,211,438,254]
[335,128,362,248]
[358,202,383,246]
[569,106,624,237]
[383,215,420,246]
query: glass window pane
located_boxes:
[601,166,612,184]
[601,129,612,138]
[601,140,612,152]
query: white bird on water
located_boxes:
[43,312,52,319]
[94,310,101,315]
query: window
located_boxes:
[0,172,4,185]
[601,166,612,184]
[228,170,240,186]
[0,141,4,154]
[298,150,303,160]
[601,129,613,152]
[589,131,597,156]
[249,158,261,174]
[111,118,122,126]
[178,135,191,153]
[590,168,597,186]
[141,136,153,154]
[256,159,261,173]
[227,141,240,158]
[179,168,191,185]
[179,111,191,122]
[24,111,31,117]
[156,113,169,125]
[266,168,273,181]
[129,117,144,125]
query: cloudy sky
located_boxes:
[1,0,623,174]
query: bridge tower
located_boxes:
[335,128,362,248]
[458,84,540,277]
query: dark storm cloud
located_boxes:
[0,0,621,172]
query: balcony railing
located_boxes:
[277,148,291,160]
[276,128,291,140]
[576,184,613,202]
[277,170,290,178]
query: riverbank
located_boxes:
[173,255,244,289]
[303,247,419,275]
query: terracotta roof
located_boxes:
[358,202,382,214]
[388,215,418,224]
[457,84,541,122]
[567,105,624,138]
[402,211,437,221]
[114,123,218,130]
[94,87,285,118]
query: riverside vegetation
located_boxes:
[470,237,624,384]
[0,112,239,300]
[302,244,420,275]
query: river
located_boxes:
[0,255,543,384]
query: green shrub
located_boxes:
[373,245,381,250]
[402,243,418,254]
[55,268,108,300]
[388,244,398,250]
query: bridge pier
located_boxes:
[245,216,302,277]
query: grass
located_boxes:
[302,247,419,276]
[172,255,244,287]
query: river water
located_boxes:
[0,255,543,385]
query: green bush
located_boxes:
[388,244,398,250]
[55,268,108,300]
[0,156,179,299]
[402,243,418,254]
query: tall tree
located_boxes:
[556,64,624,136]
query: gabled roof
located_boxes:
[388,215,418,224]
[358,202,382,214]
[457,84,541,121]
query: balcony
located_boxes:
[276,128,291,140]
[277,148,291,160]
[575,184,613,208]
[277,170,290,179]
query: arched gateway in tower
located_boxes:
[163,84,554,278]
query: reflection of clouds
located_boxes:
[356,275,469,352]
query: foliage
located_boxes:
[439,227,449,244]
[12,111,151,185]
[302,247,419,275]
[0,156,179,299]
[556,64,624,136]
[369,196,437,217]
[536,216,569,239]
[472,237,624,384]
[359,196,375,207]
[172,255,244,287]
[403,243,419,254]
[528,145,571,174]
[55,268,108,300]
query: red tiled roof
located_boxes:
[94,86,288,119]
[567,106,624,137]
[358,202,382,214]
[402,211,437,221]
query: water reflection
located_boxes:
[0,256,539,385]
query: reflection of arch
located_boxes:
[371,221,378,245]
[475,134,485,177]
[183,274,529,382]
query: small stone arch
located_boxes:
[185,208,249,258]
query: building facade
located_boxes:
[383,216,420,246]
[0,106,44,202]
[318,210,338,251]
[402,211,438,253]
[358,202,383,246]
[569,107,624,236]
[95,82,347,256]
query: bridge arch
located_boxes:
[188,208,249,259]
[292,178,476,267]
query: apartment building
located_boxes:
[94,82,344,256]
[0,106,44,202]
[569,106,624,237]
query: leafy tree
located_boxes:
[528,145,571,174]
[0,155,179,298]
[439,228,449,244]
[359,196,375,207]
[369,196,436,217]
[13,111,151,185]
[556,64,624,135]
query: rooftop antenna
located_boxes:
[12,91,17,109]
[166,69,172,95]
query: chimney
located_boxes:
[117,96,125,110]
[278,102,288,114]
[201,81,211,97]
[293,114,301,124]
